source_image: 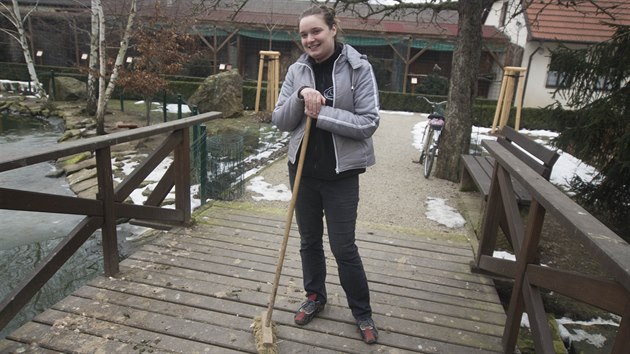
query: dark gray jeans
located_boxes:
[289,171,372,320]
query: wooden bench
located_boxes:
[460,126,560,205]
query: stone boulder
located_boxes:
[188,69,243,118]
[53,76,87,101]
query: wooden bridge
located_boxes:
[0,202,506,353]
[1,112,628,353]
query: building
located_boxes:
[2,0,510,96]
[485,0,630,108]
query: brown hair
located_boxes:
[299,5,341,41]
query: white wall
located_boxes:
[485,1,528,102]
[485,1,588,108]
[485,0,527,46]
[521,42,556,108]
[520,42,588,108]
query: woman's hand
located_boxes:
[300,87,326,119]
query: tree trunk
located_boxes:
[93,0,136,134]
[433,0,485,182]
[103,0,136,104]
[145,98,152,126]
[86,0,99,116]
[9,0,46,98]
[95,0,107,135]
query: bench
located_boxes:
[460,126,560,206]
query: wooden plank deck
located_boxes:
[1,203,506,353]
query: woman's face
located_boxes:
[299,14,337,63]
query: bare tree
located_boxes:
[86,0,99,116]
[93,0,137,135]
[434,0,491,182]
[321,0,492,182]
[117,5,194,125]
[0,0,47,98]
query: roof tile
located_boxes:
[526,0,630,43]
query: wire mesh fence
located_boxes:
[205,134,244,201]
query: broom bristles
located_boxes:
[252,312,278,354]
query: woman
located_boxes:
[271,5,380,345]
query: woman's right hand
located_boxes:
[300,87,325,119]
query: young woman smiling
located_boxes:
[271,5,381,345]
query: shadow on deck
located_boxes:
[1,202,505,353]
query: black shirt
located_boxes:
[290,44,365,180]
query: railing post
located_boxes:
[163,90,168,122]
[200,125,208,205]
[192,124,200,184]
[612,302,630,353]
[95,147,119,276]
[120,90,125,112]
[177,94,183,120]
[174,128,191,225]
[49,70,56,101]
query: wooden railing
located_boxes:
[472,139,630,354]
[0,112,220,332]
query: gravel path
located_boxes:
[240,111,468,234]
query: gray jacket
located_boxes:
[272,44,380,174]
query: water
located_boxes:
[0,114,84,249]
[0,113,145,338]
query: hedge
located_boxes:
[1,62,563,131]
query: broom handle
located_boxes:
[265,116,313,327]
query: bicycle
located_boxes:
[418,96,447,178]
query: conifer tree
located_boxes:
[549,25,630,236]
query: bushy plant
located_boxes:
[548,25,630,238]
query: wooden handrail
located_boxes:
[0,112,219,172]
[0,111,221,333]
[473,140,630,354]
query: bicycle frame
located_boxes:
[417,96,447,177]
[423,117,444,177]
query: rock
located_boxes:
[58,128,83,142]
[45,168,66,178]
[53,76,87,101]
[560,322,617,354]
[67,167,97,185]
[517,314,568,354]
[58,152,92,166]
[71,177,99,194]
[187,69,243,118]
[63,157,96,176]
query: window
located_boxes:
[546,70,568,88]
[595,76,613,91]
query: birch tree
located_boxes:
[86,0,99,116]
[0,0,47,98]
[92,0,137,135]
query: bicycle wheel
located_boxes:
[424,145,436,178]
[419,126,433,165]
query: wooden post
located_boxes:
[255,51,281,112]
[95,147,119,276]
[174,128,191,225]
[491,67,527,133]
[266,57,274,111]
[491,73,508,133]
[514,69,527,130]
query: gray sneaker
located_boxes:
[294,294,324,325]
[357,318,378,344]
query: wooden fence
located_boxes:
[472,139,630,353]
[0,112,221,332]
